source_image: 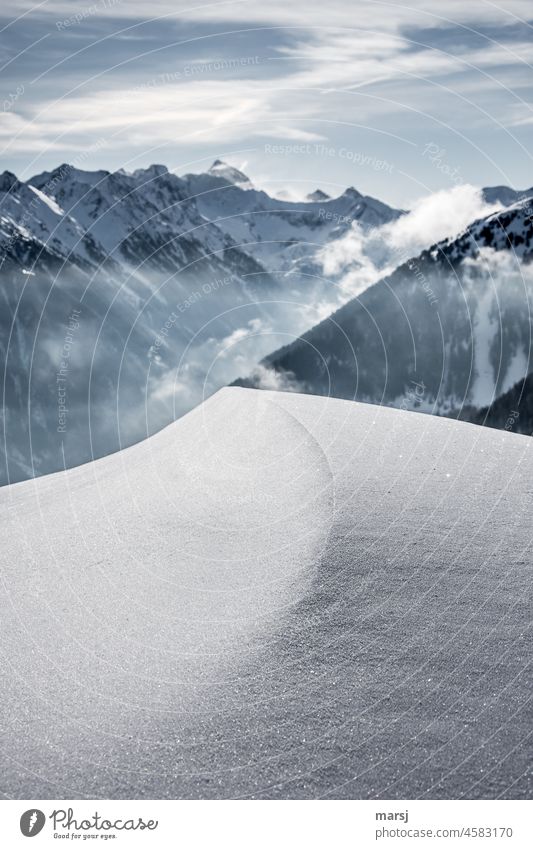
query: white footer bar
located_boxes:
[1,799,531,848]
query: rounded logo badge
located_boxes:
[20,810,46,837]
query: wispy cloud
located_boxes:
[0,1,531,197]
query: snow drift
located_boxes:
[0,388,531,799]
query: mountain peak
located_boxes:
[341,186,363,200]
[482,184,533,207]
[0,170,20,192]
[133,163,169,180]
[207,159,252,188]
[306,189,330,202]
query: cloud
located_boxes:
[0,76,328,159]
[384,184,501,254]
[3,0,528,28]
[1,0,531,182]
[463,244,533,286]
[244,363,305,392]
[218,318,266,357]
[321,184,503,298]
[147,314,305,412]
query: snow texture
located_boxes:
[0,388,531,799]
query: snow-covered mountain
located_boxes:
[23,162,264,278]
[482,184,533,207]
[235,196,533,416]
[0,161,401,484]
[181,162,403,279]
[1,387,531,798]
[12,159,402,281]
[441,197,533,262]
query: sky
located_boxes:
[0,0,532,206]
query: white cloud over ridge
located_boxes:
[385,184,502,254]
[321,184,502,298]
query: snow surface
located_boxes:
[0,388,531,799]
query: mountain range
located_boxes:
[0,160,400,484]
[1,160,532,484]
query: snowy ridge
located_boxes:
[439,196,533,262]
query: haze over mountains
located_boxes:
[0,158,532,484]
[236,194,533,425]
[0,160,401,484]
